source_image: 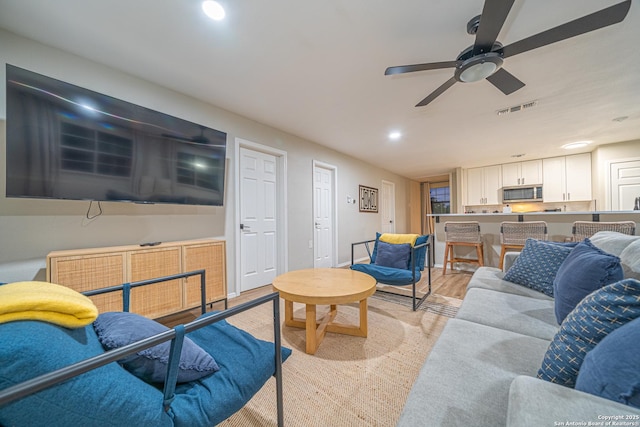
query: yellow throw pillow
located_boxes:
[0,281,98,328]
[379,233,419,246]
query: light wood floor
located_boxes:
[159,266,471,327]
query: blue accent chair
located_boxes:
[350,234,431,311]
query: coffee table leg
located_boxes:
[306,304,317,354]
[284,299,295,326]
[359,298,368,338]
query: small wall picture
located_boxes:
[359,185,378,213]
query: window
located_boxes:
[430,185,450,214]
[60,122,132,177]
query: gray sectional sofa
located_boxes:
[398,231,640,426]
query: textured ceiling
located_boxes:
[1,0,638,180]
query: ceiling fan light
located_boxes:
[459,62,497,82]
[455,53,503,83]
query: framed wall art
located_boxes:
[359,185,378,213]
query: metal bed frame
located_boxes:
[0,270,285,426]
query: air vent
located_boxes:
[496,100,538,116]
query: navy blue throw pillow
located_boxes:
[94,312,220,384]
[553,238,623,323]
[576,316,640,408]
[374,241,411,269]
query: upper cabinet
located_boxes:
[502,160,543,187]
[542,153,592,202]
[466,165,502,205]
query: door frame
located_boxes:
[381,180,396,233]
[312,160,338,268]
[234,138,288,296]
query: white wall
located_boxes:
[0,30,415,293]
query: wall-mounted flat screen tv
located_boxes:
[5,64,227,206]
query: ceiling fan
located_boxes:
[385,0,632,107]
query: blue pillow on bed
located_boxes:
[375,241,411,269]
[93,312,219,384]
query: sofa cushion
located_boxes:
[467,267,554,300]
[170,312,292,426]
[397,318,550,427]
[374,241,411,269]
[94,311,220,384]
[456,288,558,340]
[590,231,639,257]
[575,316,640,408]
[0,313,292,427]
[503,239,574,297]
[537,279,640,388]
[620,239,640,280]
[350,263,421,286]
[0,320,173,426]
[553,239,624,323]
[507,376,640,427]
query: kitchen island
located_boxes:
[429,211,639,269]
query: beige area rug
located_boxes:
[221,293,461,427]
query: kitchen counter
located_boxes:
[428,211,639,269]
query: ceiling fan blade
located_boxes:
[486,68,525,95]
[385,61,458,75]
[501,0,631,58]
[473,0,516,55]
[416,77,457,107]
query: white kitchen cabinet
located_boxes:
[466,165,502,205]
[502,160,543,187]
[542,153,592,202]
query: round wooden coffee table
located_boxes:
[272,268,377,354]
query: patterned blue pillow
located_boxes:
[504,239,574,296]
[537,278,640,388]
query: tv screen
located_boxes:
[5,64,227,206]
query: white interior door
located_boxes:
[239,148,278,291]
[380,180,396,233]
[611,159,640,210]
[313,162,335,268]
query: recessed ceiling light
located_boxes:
[388,131,402,141]
[202,1,225,20]
[562,140,592,150]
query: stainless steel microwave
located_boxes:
[502,185,543,203]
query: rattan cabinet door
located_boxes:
[49,252,126,313]
[182,241,226,308]
[128,246,183,318]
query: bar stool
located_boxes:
[442,221,483,275]
[499,221,548,270]
[572,221,636,241]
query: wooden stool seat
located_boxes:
[499,221,548,270]
[442,222,483,275]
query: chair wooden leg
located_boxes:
[498,245,506,270]
[477,244,484,266]
[442,243,450,275]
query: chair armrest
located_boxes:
[351,239,376,265]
